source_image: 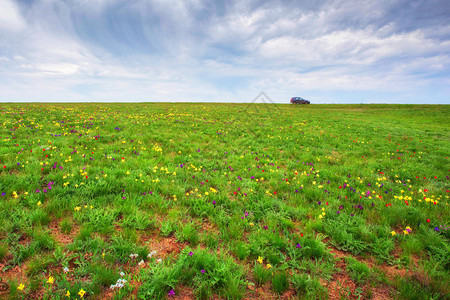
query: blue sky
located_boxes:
[0,0,449,103]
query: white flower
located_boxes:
[147,250,157,258]
[138,259,145,266]
[63,267,69,273]
[119,272,125,277]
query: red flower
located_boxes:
[273,191,277,195]
[426,219,431,223]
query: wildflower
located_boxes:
[168,289,176,296]
[78,288,86,298]
[391,231,397,236]
[266,264,272,269]
[37,201,42,206]
[47,276,54,284]
[201,269,206,274]
[257,256,263,264]
[66,291,70,297]
[63,267,69,273]
[18,283,25,291]
[120,271,125,277]
[188,251,193,256]
[296,243,302,249]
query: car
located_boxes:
[290,97,310,104]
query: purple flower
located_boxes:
[168,289,175,296]
[201,269,206,274]
[296,243,302,249]
[434,227,440,232]
[188,251,193,256]
[212,200,216,205]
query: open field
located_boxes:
[0,103,449,299]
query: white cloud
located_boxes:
[0,0,26,33]
[0,0,449,103]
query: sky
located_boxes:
[0,0,449,104]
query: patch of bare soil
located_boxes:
[47,218,80,246]
[143,236,185,259]
[327,244,407,299]
[324,254,358,300]
[172,284,195,299]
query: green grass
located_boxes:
[0,103,449,299]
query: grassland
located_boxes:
[0,103,449,299]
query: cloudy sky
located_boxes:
[1,0,449,103]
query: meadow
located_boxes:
[0,103,449,299]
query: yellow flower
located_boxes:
[17,283,25,291]
[391,231,397,236]
[65,291,70,297]
[78,288,86,298]
[257,256,263,264]
[266,264,272,269]
[47,276,54,284]
[74,206,81,211]
[37,201,42,206]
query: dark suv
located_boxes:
[290,97,310,104]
